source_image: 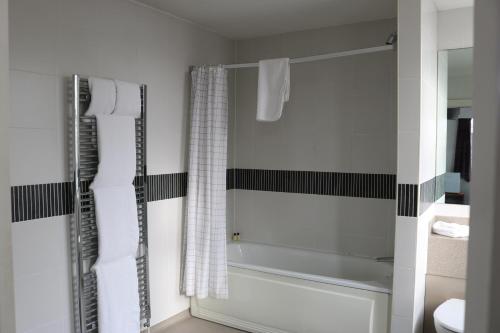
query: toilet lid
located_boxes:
[434,298,465,333]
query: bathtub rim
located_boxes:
[227,241,393,294]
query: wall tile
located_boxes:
[11,216,72,333]
[398,0,421,79]
[391,314,413,333]
[351,133,397,174]
[8,0,58,74]
[394,216,418,269]
[235,190,394,257]
[397,184,419,217]
[392,266,416,317]
[9,0,235,330]
[398,78,421,132]
[147,198,189,326]
[397,130,420,184]
[9,128,62,186]
[9,70,58,129]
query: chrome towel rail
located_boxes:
[69,74,151,332]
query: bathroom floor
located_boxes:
[157,317,246,333]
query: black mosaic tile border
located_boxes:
[419,177,436,215]
[11,173,188,223]
[11,182,74,223]
[147,173,187,202]
[397,184,419,217]
[229,169,396,199]
[12,169,397,223]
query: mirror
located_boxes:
[435,48,473,205]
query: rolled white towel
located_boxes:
[432,221,469,238]
[114,80,141,118]
[86,77,116,116]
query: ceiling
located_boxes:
[434,0,474,11]
[135,0,397,39]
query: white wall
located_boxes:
[465,0,500,332]
[0,0,16,332]
[392,0,438,332]
[8,0,234,331]
[231,19,397,258]
[438,7,474,50]
[436,52,448,177]
[448,74,473,101]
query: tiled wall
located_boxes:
[392,0,438,332]
[0,0,16,330]
[231,19,398,258]
[8,0,234,331]
[9,173,188,223]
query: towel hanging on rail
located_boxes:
[256,58,290,122]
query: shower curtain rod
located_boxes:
[222,44,394,69]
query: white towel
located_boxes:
[86,77,117,116]
[256,58,290,122]
[91,115,137,188]
[114,80,141,118]
[91,185,139,263]
[94,256,140,333]
[432,221,469,238]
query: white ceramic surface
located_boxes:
[192,242,392,333]
[227,241,393,293]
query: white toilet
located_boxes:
[434,298,465,333]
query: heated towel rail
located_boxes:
[69,74,151,332]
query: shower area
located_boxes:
[186,18,397,333]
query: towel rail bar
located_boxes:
[70,74,151,333]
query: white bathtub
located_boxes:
[191,242,393,333]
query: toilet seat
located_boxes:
[434,298,465,333]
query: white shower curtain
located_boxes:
[181,65,229,299]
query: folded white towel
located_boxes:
[91,115,137,188]
[94,256,140,333]
[114,80,142,118]
[432,221,469,238]
[86,77,117,116]
[92,185,139,263]
[257,58,290,122]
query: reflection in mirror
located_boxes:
[435,48,473,205]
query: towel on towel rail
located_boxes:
[256,58,290,122]
[91,115,137,188]
[114,80,142,118]
[86,77,117,116]
[91,185,139,263]
[94,255,140,333]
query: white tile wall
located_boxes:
[393,0,439,332]
[9,128,63,185]
[11,216,72,333]
[231,20,397,258]
[419,0,438,184]
[397,130,421,184]
[394,217,419,269]
[391,314,414,333]
[235,191,395,257]
[436,52,448,176]
[392,265,416,317]
[438,7,474,50]
[8,0,234,331]
[0,0,16,326]
[147,198,190,326]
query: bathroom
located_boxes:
[0,0,499,333]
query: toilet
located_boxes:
[434,298,465,333]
